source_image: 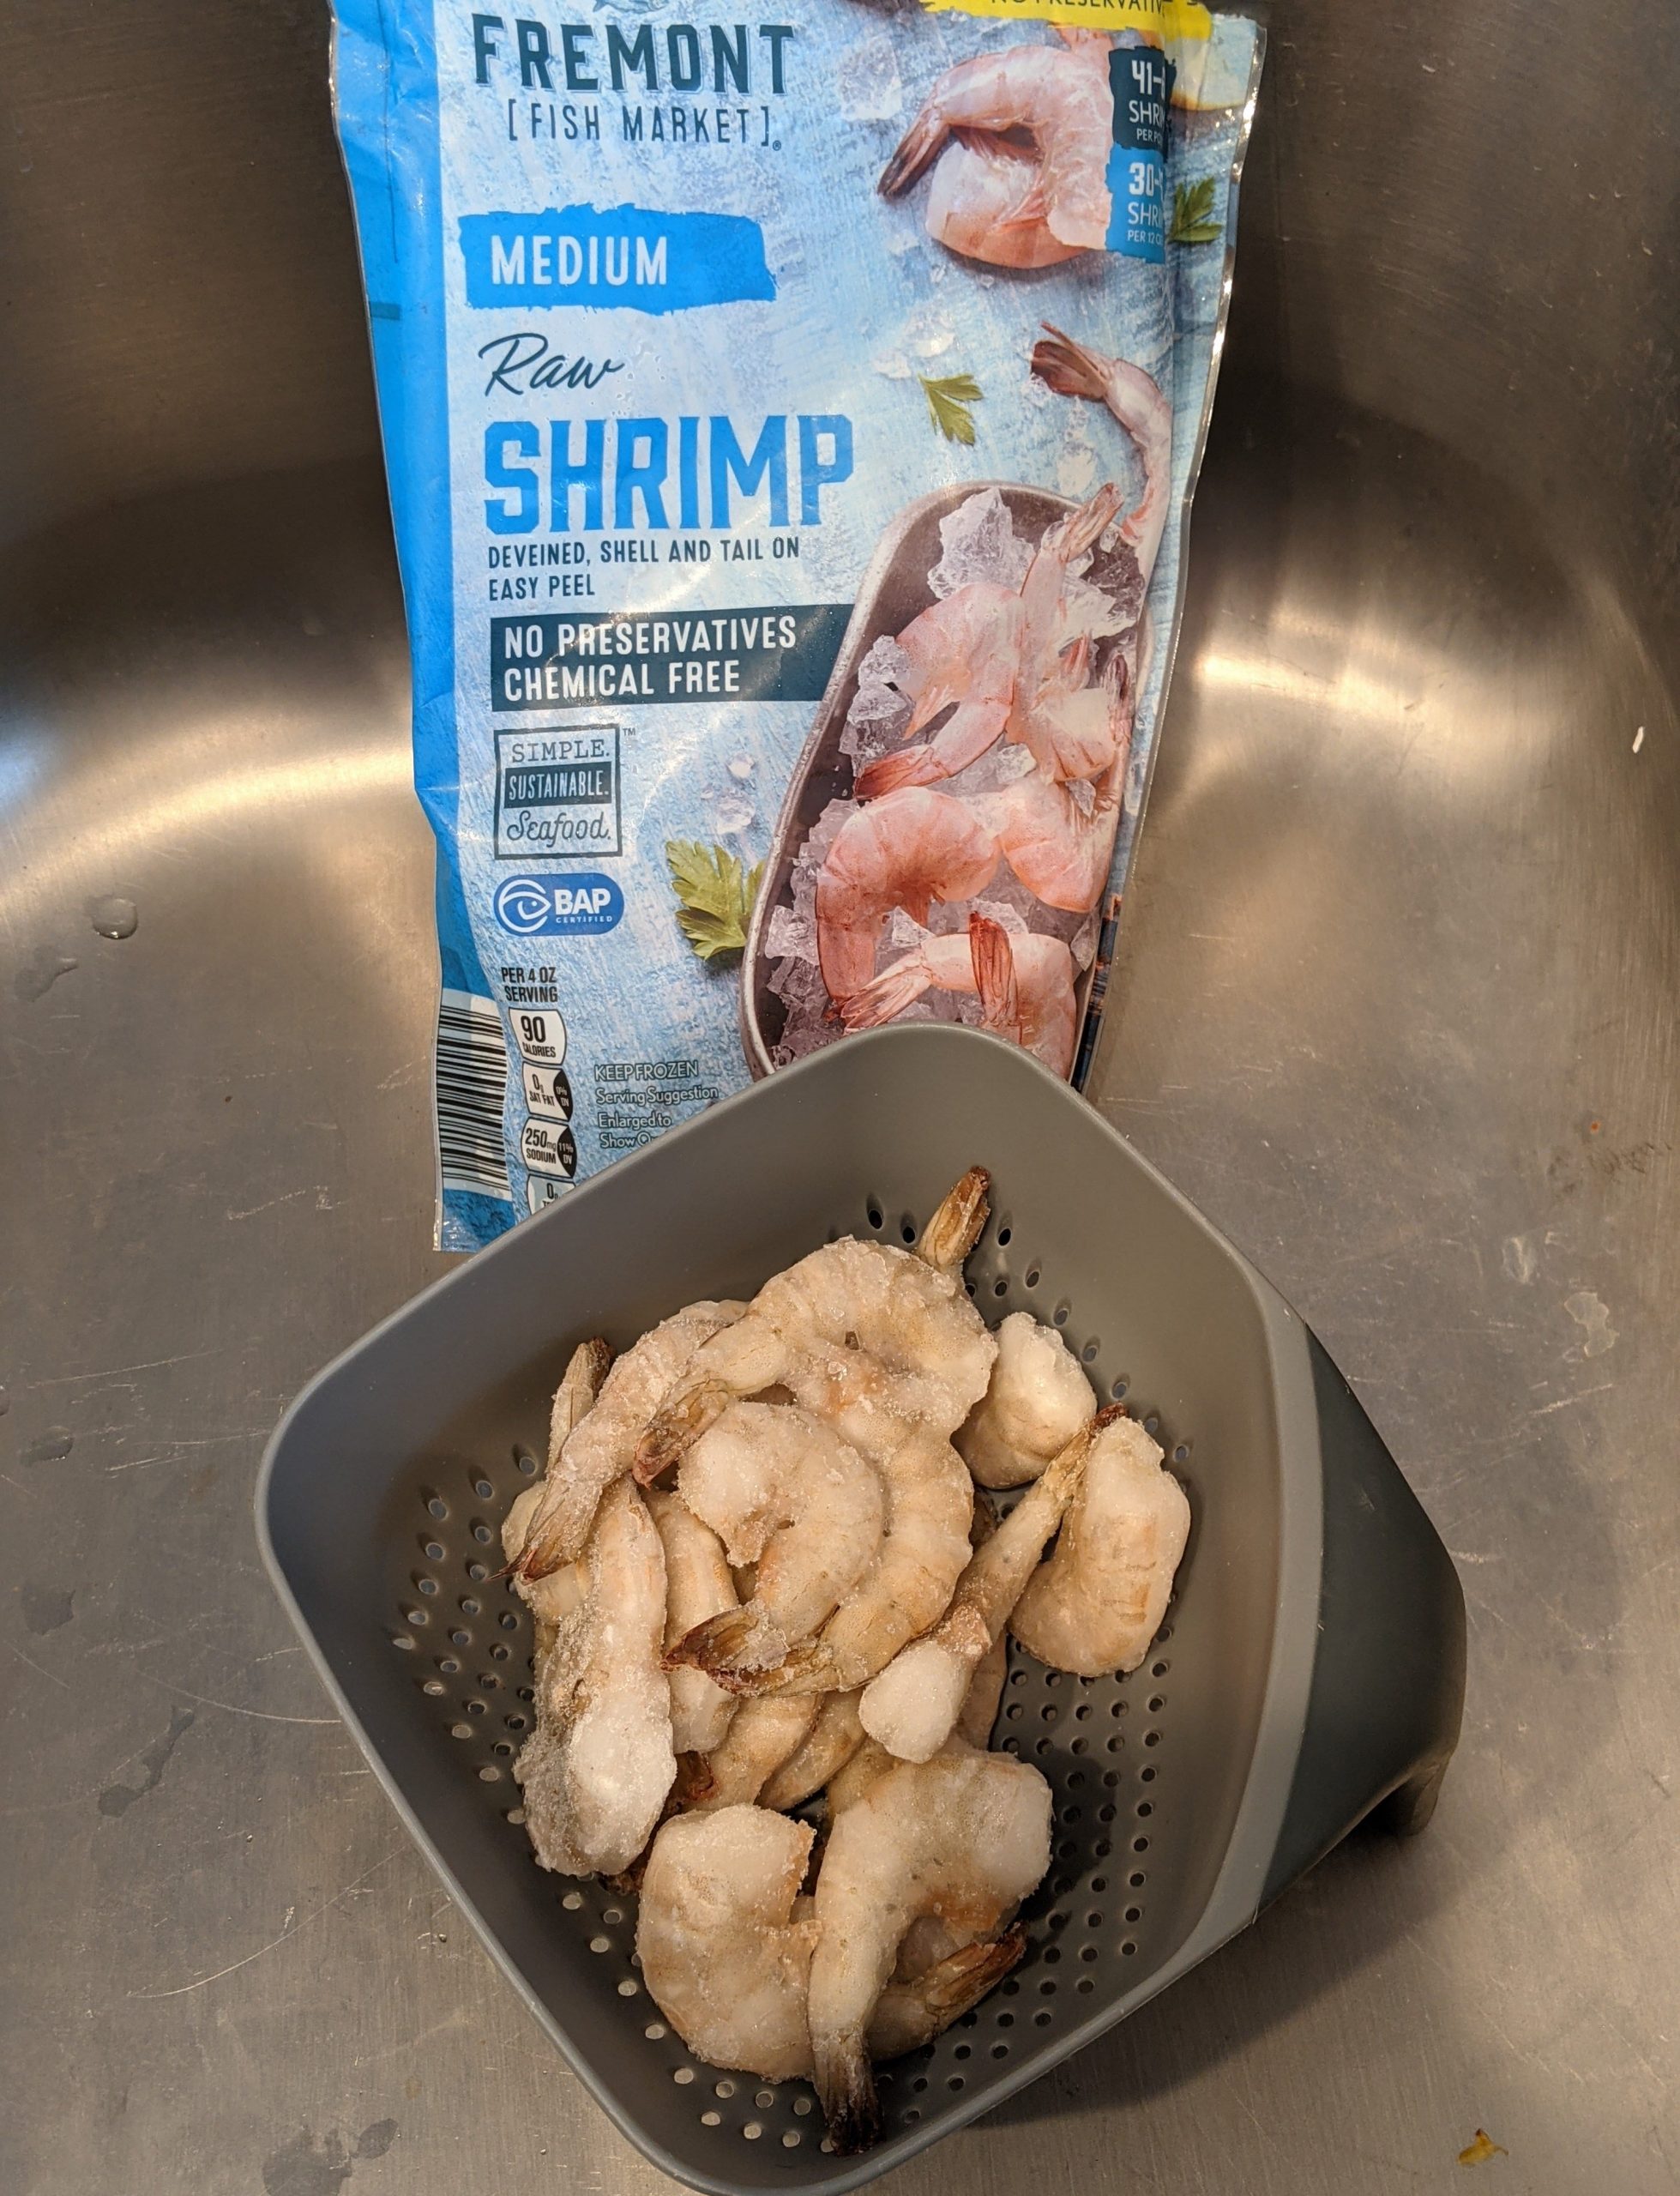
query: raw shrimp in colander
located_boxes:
[515,1300,744,1578]
[807,1747,1051,2151]
[859,1408,1113,1762]
[665,1401,885,1676]
[645,1488,739,1755]
[957,1309,1097,1489]
[692,1693,822,1811]
[500,1337,613,1668]
[513,1476,674,1878]
[638,1806,1039,2088]
[759,1688,868,1811]
[1010,1409,1190,1675]
[706,1424,972,1697]
[634,1169,996,1481]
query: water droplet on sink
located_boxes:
[13,949,77,1002]
[0,1386,9,1416]
[23,1427,74,1464]
[87,896,138,941]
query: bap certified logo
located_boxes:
[492,872,624,937]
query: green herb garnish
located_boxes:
[1169,178,1222,245]
[665,839,763,962]
[918,372,984,447]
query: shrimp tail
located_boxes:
[515,1501,588,1583]
[549,1336,614,1465]
[633,1380,734,1483]
[666,1604,791,1684]
[968,915,1023,1045]
[878,106,948,199]
[918,1924,1028,2023]
[840,950,936,1033]
[697,1632,837,1698]
[918,1165,992,1272]
[1032,322,1111,403]
[816,2035,880,2157]
[855,745,942,799]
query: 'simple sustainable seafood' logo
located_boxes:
[493,872,625,937]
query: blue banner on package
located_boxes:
[459,207,776,314]
[1106,47,1176,263]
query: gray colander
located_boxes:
[256,1023,1465,2196]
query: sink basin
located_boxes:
[3,8,1677,2196]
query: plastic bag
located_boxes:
[328,0,1261,1248]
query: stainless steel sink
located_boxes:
[3,6,1677,2193]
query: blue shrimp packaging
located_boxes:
[328,0,1260,1248]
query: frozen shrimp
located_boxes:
[726,1427,974,1695]
[1010,1411,1190,1674]
[516,1301,744,1578]
[514,1477,674,1877]
[635,1170,996,1481]
[638,1806,1036,2084]
[993,664,1132,913]
[845,914,1080,1079]
[858,1409,1112,1761]
[827,1626,1004,1822]
[853,583,1021,801]
[880,29,1115,257]
[646,1489,739,1755]
[695,1693,822,1810]
[760,1689,868,1811]
[924,134,1082,270]
[502,1339,614,1667]
[958,1310,1097,1489]
[1033,326,1174,582]
[827,1733,894,1819]
[637,1806,820,2081]
[667,1402,885,1675]
[815,787,999,1004]
[808,1747,1051,2151]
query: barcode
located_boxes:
[435,989,512,1201]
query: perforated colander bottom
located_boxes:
[386,1192,1193,2159]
